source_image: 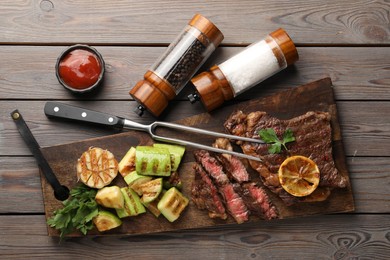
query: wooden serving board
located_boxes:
[40,77,354,237]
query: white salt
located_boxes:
[218,39,286,96]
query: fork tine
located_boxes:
[152,134,263,162]
[152,121,265,144]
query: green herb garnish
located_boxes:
[258,128,295,154]
[47,184,98,239]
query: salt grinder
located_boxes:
[188,28,299,111]
[129,14,224,117]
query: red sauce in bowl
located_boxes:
[58,49,102,90]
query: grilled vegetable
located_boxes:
[158,187,189,222]
[95,186,124,209]
[142,197,162,217]
[118,147,136,177]
[124,171,153,195]
[135,146,171,176]
[76,147,118,189]
[153,143,185,171]
[93,210,122,232]
[115,187,146,218]
[140,178,163,204]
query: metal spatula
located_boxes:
[44,102,264,162]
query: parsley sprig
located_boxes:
[47,184,98,239]
[258,128,295,154]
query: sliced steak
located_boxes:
[212,138,250,183]
[224,110,347,205]
[194,150,249,224]
[220,184,249,224]
[191,163,228,220]
[242,183,278,220]
[193,150,229,186]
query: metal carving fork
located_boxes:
[44,102,264,162]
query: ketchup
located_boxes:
[58,49,102,90]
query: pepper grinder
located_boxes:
[188,28,299,111]
[129,14,224,117]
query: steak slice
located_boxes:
[220,185,249,224]
[224,110,347,205]
[242,182,278,220]
[212,138,250,183]
[191,163,228,220]
[194,150,249,224]
[233,182,278,220]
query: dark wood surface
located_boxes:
[40,79,355,236]
[0,0,389,259]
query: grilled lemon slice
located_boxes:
[77,147,118,189]
[278,155,320,197]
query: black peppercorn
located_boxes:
[129,14,224,117]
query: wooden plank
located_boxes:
[38,80,355,236]
[336,101,390,157]
[0,214,389,259]
[0,1,389,45]
[0,46,389,100]
[346,157,390,213]
[0,0,387,257]
[0,156,387,214]
[1,100,390,157]
[0,157,45,213]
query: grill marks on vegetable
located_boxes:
[77,147,118,189]
[125,188,140,214]
[135,146,171,176]
[165,192,186,215]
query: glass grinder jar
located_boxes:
[188,28,299,111]
[129,14,224,117]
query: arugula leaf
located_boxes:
[47,184,98,239]
[258,128,295,154]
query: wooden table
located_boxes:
[1,1,389,259]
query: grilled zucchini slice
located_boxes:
[157,187,189,222]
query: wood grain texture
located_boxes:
[0,0,388,257]
[0,46,389,100]
[0,215,389,259]
[0,157,45,213]
[37,80,355,237]
[2,100,390,157]
[0,156,387,214]
[0,0,388,45]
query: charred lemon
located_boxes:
[278,155,320,197]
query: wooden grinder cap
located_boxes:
[129,79,169,117]
[190,66,234,112]
[130,70,176,117]
[189,14,224,47]
[269,28,299,66]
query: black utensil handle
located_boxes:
[44,101,125,129]
[11,110,69,201]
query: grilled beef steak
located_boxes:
[194,150,250,224]
[212,138,250,183]
[224,110,347,205]
[234,182,279,220]
[192,147,279,223]
[191,163,227,220]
